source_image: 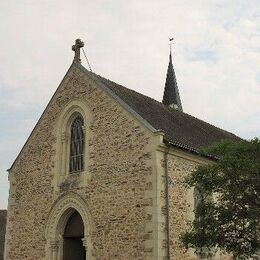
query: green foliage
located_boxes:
[181,138,260,259]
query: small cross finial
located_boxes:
[72,39,84,64]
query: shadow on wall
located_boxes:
[0,210,7,260]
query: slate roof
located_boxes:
[0,210,7,260]
[80,65,241,152]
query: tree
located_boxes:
[181,138,260,259]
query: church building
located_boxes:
[4,39,240,260]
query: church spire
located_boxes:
[162,39,183,111]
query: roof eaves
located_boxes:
[164,139,219,161]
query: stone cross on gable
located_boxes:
[72,39,84,64]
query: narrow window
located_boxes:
[69,116,84,173]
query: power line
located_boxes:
[82,47,93,72]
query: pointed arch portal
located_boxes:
[45,193,94,260]
[63,210,85,260]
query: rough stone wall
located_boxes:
[5,65,154,260]
[0,210,7,260]
[166,154,198,260]
[165,153,233,260]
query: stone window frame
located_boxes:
[45,192,95,260]
[69,115,85,174]
[52,99,93,192]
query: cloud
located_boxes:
[186,49,219,64]
[0,0,259,208]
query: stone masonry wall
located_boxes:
[165,152,232,260]
[5,65,155,260]
[0,210,7,260]
[166,153,198,260]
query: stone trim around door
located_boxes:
[45,192,95,260]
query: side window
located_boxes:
[69,115,84,174]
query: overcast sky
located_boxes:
[0,0,259,209]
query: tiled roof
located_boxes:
[0,210,7,260]
[83,67,241,151]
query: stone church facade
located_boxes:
[4,39,239,260]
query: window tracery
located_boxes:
[69,115,84,173]
[52,100,92,191]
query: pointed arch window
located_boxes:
[69,115,84,174]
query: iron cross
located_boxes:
[72,39,84,64]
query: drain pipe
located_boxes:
[164,143,171,259]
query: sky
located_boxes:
[0,0,259,209]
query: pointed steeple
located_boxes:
[162,48,183,111]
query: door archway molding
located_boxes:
[45,192,95,260]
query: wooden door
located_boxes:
[63,211,85,260]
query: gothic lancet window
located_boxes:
[69,115,84,174]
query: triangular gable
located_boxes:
[8,63,157,172]
[9,61,241,172]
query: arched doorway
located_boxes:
[63,210,86,260]
[45,193,94,260]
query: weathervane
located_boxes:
[72,39,84,64]
[169,37,174,54]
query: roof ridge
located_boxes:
[88,70,239,139]
[77,64,241,151]
[91,71,164,105]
